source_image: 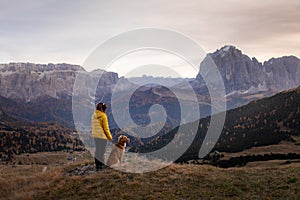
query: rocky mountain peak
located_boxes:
[196,45,300,96]
[220,45,237,52]
[263,56,300,90]
[214,45,242,58]
[196,45,268,94]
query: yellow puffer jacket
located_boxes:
[91,110,112,140]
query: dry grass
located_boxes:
[1,160,300,200]
[0,165,61,200]
[13,151,92,165]
[0,151,93,200]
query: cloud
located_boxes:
[0,0,299,74]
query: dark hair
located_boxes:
[96,102,107,112]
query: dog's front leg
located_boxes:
[119,154,122,167]
[118,151,123,167]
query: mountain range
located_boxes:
[1,46,299,103]
[196,45,300,94]
[0,45,300,152]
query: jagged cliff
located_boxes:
[196,45,300,95]
[0,63,119,101]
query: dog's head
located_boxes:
[118,135,130,144]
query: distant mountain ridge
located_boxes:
[0,63,118,101]
[1,46,300,103]
[0,45,300,135]
[128,75,193,87]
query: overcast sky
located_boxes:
[0,0,299,77]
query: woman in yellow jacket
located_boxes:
[91,102,113,170]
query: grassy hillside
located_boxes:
[1,160,299,199]
[130,86,300,161]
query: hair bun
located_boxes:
[96,102,107,112]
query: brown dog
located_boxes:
[107,135,130,167]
